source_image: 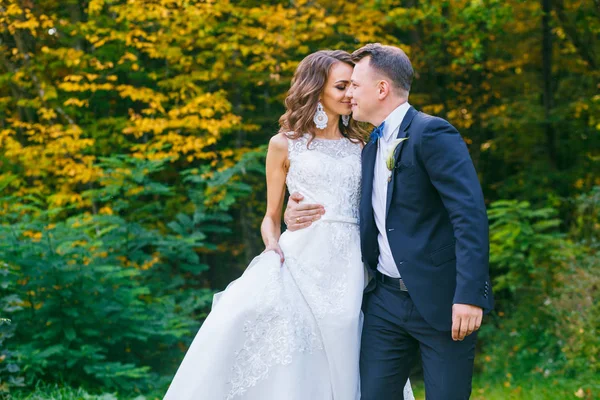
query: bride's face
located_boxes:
[320,62,353,118]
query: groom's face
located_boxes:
[347,57,380,125]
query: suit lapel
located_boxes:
[360,139,378,228]
[385,106,418,219]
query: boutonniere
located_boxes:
[386,137,409,182]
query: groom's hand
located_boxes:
[284,192,325,232]
[452,304,483,341]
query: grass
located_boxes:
[411,377,597,400]
[7,377,597,400]
[5,384,160,400]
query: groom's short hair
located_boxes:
[352,43,413,95]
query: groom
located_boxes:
[284,43,494,399]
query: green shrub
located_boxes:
[0,155,260,393]
[480,191,599,385]
[550,186,599,378]
[479,199,572,377]
[0,264,24,393]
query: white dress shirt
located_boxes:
[372,102,411,278]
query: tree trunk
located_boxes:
[542,0,557,168]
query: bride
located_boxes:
[163,50,414,400]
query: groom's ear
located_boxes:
[377,79,391,100]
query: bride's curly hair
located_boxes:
[279,50,367,143]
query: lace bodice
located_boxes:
[286,133,362,223]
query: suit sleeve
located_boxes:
[420,118,492,311]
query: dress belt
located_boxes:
[319,215,359,225]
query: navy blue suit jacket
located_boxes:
[359,106,494,331]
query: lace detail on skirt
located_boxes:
[285,222,358,320]
[226,260,323,399]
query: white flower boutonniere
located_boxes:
[385,137,409,182]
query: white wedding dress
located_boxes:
[164,134,414,400]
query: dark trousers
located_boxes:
[360,280,477,400]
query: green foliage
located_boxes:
[487,200,566,294]
[480,200,570,378]
[0,264,23,392]
[0,155,259,392]
[549,187,600,378]
[550,248,599,379]
[480,193,598,385]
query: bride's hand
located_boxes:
[263,243,285,264]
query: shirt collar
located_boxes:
[381,102,411,141]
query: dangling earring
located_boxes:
[342,115,350,127]
[313,102,328,129]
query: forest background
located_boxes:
[0,0,598,399]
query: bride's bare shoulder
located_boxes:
[269,132,291,153]
[267,133,292,172]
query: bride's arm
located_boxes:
[260,133,289,262]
